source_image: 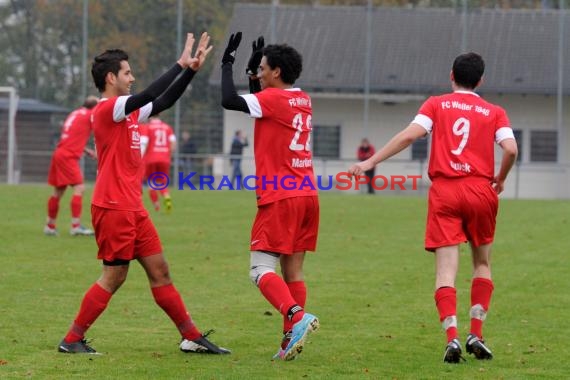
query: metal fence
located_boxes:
[4,147,566,199]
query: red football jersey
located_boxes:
[241,88,318,206]
[91,96,152,211]
[56,107,93,158]
[140,118,176,164]
[414,91,513,181]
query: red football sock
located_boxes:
[64,283,112,343]
[71,195,82,227]
[258,273,304,324]
[47,196,60,224]
[152,284,201,341]
[283,281,307,332]
[470,277,494,338]
[149,189,159,203]
[435,287,458,343]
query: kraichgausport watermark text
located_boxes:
[147,172,422,191]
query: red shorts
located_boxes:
[91,205,163,262]
[425,177,498,252]
[144,162,171,179]
[250,196,319,255]
[47,150,82,187]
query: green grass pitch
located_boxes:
[0,184,568,379]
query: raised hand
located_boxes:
[246,36,264,76]
[177,32,213,71]
[189,32,213,71]
[177,33,196,69]
[222,32,242,65]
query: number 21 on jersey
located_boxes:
[289,113,312,151]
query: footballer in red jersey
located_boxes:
[348,52,518,363]
[222,33,319,361]
[45,95,98,236]
[58,33,230,356]
[140,117,176,212]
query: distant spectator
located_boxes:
[180,130,197,172]
[357,138,376,194]
[230,129,248,188]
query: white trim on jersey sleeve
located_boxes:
[412,114,433,133]
[138,103,153,123]
[168,134,177,143]
[113,96,129,122]
[240,94,262,118]
[140,135,149,144]
[495,127,515,144]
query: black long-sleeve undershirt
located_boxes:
[221,62,250,113]
[124,63,183,115]
[150,68,196,116]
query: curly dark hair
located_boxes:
[262,44,303,85]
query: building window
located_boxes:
[411,137,428,160]
[312,125,340,159]
[512,129,522,162]
[530,130,557,162]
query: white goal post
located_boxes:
[0,86,19,184]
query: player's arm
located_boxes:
[140,135,149,157]
[151,33,213,117]
[84,147,97,159]
[221,32,250,113]
[124,64,183,116]
[126,33,212,118]
[348,123,427,176]
[493,137,518,194]
[246,36,264,94]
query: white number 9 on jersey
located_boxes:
[289,113,312,151]
[451,117,470,156]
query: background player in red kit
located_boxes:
[140,116,177,213]
[58,32,230,355]
[221,32,319,361]
[348,52,518,363]
[45,95,98,236]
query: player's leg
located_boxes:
[466,242,494,359]
[463,180,497,359]
[278,252,319,361]
[58,263,129,354]
[146,163,161,211]
[158,162,172,213]
[366,168,375,194]
[250,251,304,324]
[138,254,230,354]
[275,196,320,360]
[135,213,229,354]
[45,186,66,235]
[69,183,94,236]
[281,253,307,333]
[235,160,243,188]
[426,181,466,363]
[434,245,465,363]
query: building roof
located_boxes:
[0,98,68,113]
[210,4,570,95]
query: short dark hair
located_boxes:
[91,49,129,92]
[263,44,303,85]
[83,95,99,109]
[452,52,485,90]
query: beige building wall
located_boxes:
[222,93,570,199]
